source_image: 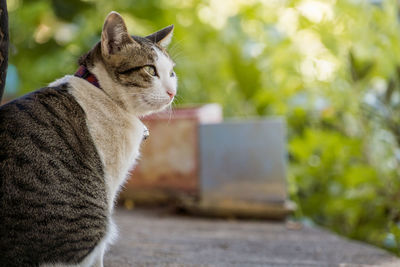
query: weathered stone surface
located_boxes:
[105,208,400,267]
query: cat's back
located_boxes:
[0,84,108,266]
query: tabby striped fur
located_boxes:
[0,11,176,267]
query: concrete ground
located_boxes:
[104,208,400,267]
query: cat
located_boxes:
[0,11,177,267]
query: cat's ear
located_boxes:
[101,11,137,58]
[145,25,174,48]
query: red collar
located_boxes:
[74,65,101,89]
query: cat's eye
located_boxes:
[170,71,175,77]
[144,65,157,77]
[118,66,141,75]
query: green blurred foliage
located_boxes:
[7,0,400,254]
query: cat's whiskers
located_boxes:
[169,38,185,56]
[165,104,173,123]
[170,52,185,64]
[173,94,183,101]
[169,42,185,65]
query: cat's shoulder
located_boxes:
[0,80,82,123]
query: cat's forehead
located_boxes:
[120,35,173,67]
[154,47,175,71]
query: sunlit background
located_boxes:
[7,0,400,254]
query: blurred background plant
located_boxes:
[6,0,400,254]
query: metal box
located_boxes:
[187,118,292,219]
[199,118,287,203]
[119,108,292,218]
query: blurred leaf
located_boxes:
[51,0,92,21]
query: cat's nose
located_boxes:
[167,90,175,100]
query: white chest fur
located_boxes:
[52,75,144,212]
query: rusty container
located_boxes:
[119,104,223,204]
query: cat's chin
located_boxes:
[151,104,171,114]
[136,104,171,117]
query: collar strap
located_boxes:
[74,65,101,89]
[75,65,150,140]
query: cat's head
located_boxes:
[80,12,177,116]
